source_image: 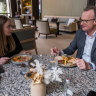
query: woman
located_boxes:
[0,15,23,72]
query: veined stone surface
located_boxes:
[0,55,96,96]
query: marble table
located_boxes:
[0,55,96,96]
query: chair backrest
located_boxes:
[42,17,48,21]
[36,20,50,34]
[14,19,23,29]
[13,27,38,54]
[9,18,16,29]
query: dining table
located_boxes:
[0,54,96,96]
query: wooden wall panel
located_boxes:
[10,0,17,17]
[32,0,39,19]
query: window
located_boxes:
[0,0,11,16]
[39,0,42,19]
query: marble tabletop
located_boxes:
[0,55,96,96]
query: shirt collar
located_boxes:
[85,31,96,38]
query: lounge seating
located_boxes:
[36,20,57,39]
[14,19,32,29]
[43,15,79,32]
[59,18,77,32]
[14,19,23,29]
[9,17,16,29]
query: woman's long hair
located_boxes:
[0,15,16,56]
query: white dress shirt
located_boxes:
[82,31,96,70]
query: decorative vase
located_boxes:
[30,82,46,96]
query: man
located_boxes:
[51,6,96,70]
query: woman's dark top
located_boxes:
[4,33,23,57]
[0,33,23,73]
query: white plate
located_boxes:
[50,60,76,68]
[51,55,77,68]
[58,63,77,68]
[11,54,32,65]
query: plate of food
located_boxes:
[53,55,77,67]
[11,54,32,65]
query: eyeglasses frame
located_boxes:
[80,18,96,24]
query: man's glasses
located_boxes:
[80,18,95,24]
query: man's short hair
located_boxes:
[84,6,96,18]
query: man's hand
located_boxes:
[51,47,60,56]
[76,58,90,70]
[0,57,10,65]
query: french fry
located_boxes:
[64,57,68,65]
[55,55,76,66]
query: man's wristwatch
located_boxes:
[89,63,93,69]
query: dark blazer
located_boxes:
[63,29,96,64]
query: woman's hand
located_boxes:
[0,57,10,65]
[76,58,90,70]
[51,47,60,56]
[24,50,32,55]
[20,50,32,55]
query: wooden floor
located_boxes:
[30,31,77,56]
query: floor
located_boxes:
[31,31,77,56]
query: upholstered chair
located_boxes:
[14,19,23,29]
[36,20,57,39]
[13,27,38,54]
[59,18,77,32]
[9,18,16,29]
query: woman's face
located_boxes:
[3,20,12,36]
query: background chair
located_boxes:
[13,27,38,54]
[14,19,31,29]
[36,20,57,39]
[14,19,23,29]
[10,18,16,29]
[59,18,77,32]
[63,18,77,32]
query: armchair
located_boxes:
[9,17,16,29]
[36,20,57,39]
[14,19,23,29]
[63,22,77,32]
[13,27,38,54]
[14,19,31,29]
[59,18,77,32]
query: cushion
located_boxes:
[50,28,57,34]
[42,18,48,21]
[67,18,75,26]
[51,18,58,22]
[58,18,69,24]
[48,18,52,22]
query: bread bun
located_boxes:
[67,58,76,64]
